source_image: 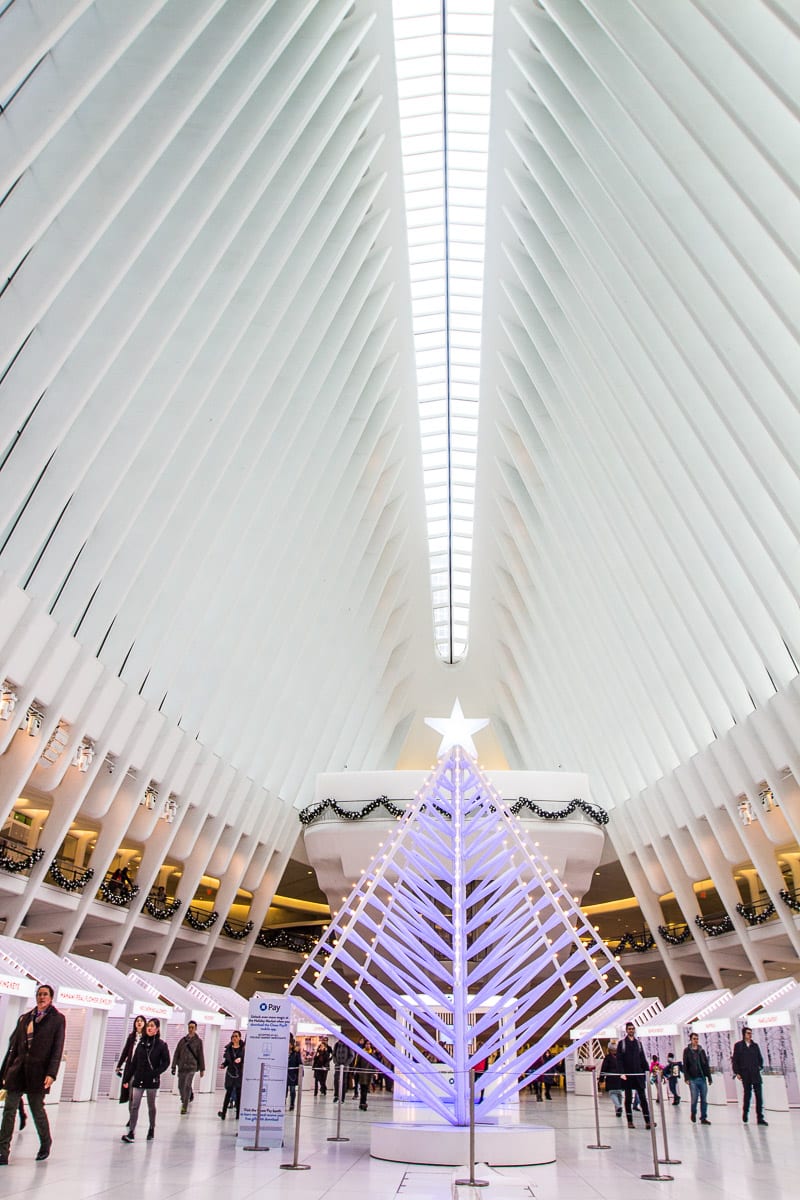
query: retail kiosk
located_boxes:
[0,934,114,1102]
[66,953,173,1098]
[742,983,800,1109]
[569,996,663,1095]
[692,978,799,1106]
[0,947,36,1052]
[129,968,225,1093]
[638,989,732,1068]
[188,980,248,1090]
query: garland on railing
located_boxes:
[143,896,182,921]
[299,794,608,829]
[98,880,140,906]
[0,846,44,874]
[257,928,322,954]
[222,919,254,940]
[735,900,776,926]
[695,912,734,937]
[184,909,218,932]
[613,931,656,954]
[657,924,693,945]
[48,860,94,892]
[779,888,800,913]
[509,796,609,826]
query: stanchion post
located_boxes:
[243,1061,270,1152]
[587,1065,611,1150]
[640,1074,673,1182]
[454,1069,489,1189]
[656,1070,681,1165]
[281,1064,311,1170]
[327,1064,349,1143]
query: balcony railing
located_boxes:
[0,842,44,876]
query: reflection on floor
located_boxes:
[0,1087,796,1200]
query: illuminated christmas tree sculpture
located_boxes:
[289,704,639,1125]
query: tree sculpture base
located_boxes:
[370,1121,555,1166]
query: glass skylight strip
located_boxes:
[393,0,494,664]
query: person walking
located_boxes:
[218,1030,245,1121]
[0,983,66,1165]
[121,1017,170,1143]
[172,1020,205,1115]
[663,1052,683,1105]
[116,1014,147,1124]
[682,1030,713,1125]
[332,1038,353,1101]
[312,1038,332,1096]
[286,1034,301,1110]
[732,1026,768,1126]
[599,1043,625,1117]
[616,1021,652,1129]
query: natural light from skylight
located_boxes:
[392,0,494,664]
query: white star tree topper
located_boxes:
[425,698,489,759]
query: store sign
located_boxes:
[190,1009,225,1026]
[640,1024,677,1037]
[57,986,114,1009]
[691,1017,731,1033]
[750,1011,790,1028]
[0,975,35,998]
[238,993,291,1150]
[137,1000,172,1020]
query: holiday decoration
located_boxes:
[222,919,254,940]
[98,879,140,906]
[0,846,44,874]
[48,860,94,891]
[299,793,607,828]
[779,888,800,913]
[257,928,321,953]
[735,900,776,926]
[143,895,182,921]
[183,908,218,931]
[289,734,638,1125]
[657,923,693,945]
[613,930,656,954]
[694,912,734,937]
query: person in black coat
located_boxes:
[732,1027,768,1126]
[0,982,66,1165]
[121,1018,171,1143]
[218,1030,245,1120]
[116,1014,147,1120]
[599,1044,625,1117]
[616,1021,651,1128]
[286,1034,301,1110]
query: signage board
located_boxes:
[238,993,291,1150]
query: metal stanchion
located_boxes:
[327,1064,350,1142]
[656,1071,681,1166]
[243,1062,270,1152]
[454,1069,489,1189]
[587,1065,610,1150]
[281,1064,311,1171]
[641,1075,673,1182]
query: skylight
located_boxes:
[392,0,494,664]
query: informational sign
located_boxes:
[238,993,291,1149]
[56,985,114,1010]
[0,975,35,998]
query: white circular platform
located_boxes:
[370,1121,556,1166]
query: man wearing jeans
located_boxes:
[172,1021,206,1114]
[682,1031,712,1124]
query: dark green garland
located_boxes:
[299,794,608,828]
[0,846,44,874]
[48,860,94,891]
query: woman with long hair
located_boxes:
[120,1018,170,1143]
[116,1014,147,1124]
[218,1030,245,1121]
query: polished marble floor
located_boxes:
[0,1087,797,1200]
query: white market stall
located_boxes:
[188,980,248,1090]
[66,953,173,1098]
[0,948,37,1057]
[0,934,114,1102]
[692,979,799,1107]
[638,989,732,1070]
[743,985,800,1109]
[568,996,663,1095]
[130,969,225,1093]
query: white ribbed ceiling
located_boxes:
[1,0,799,831]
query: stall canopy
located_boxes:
[66,953,172,1020]
[692,979,799,1032]
[750,986,800,1030]
[0,941,36,1001]
[188,980,248,1024]
[570,996,663,1041]
[129,969,225,1025]
[638,989,732,1036]
[0,935,113,1011]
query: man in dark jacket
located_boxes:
[616,1021,651,1128]
[732,1026,768,1126]
[172,1020,205,1114]
[599,1043,624,1117]
[682,1031,713,1124]
[0,983,66,1164]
